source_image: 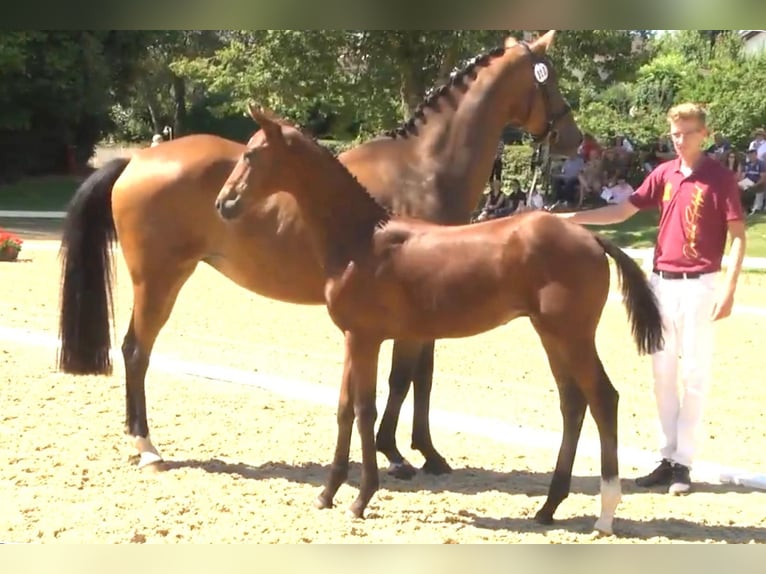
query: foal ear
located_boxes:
[532,30,556,54]
[248,102,284,144]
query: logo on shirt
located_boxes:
[662,182,672,202]
[682,185,705,260]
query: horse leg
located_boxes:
[375,339,420,479]
[123,263,196,470]
[316,338,355,510]
[317,332,381,518]
[348,334,382,518]
[535,333,621,535]
[533,339,588,526]
[583,358,621,536]
[411,341,451,475]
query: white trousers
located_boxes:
[752,190,765,212]
[649,272,717,468]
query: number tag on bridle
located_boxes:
[533,62,549,84]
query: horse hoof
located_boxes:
[137,451,164,470]
[346,505,365,519]
[315,495,333,510]
[387,461,417,480]
[421,456,452,476]
[533,509,554,525]
[140,460,167,474]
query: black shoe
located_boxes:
[635,459,673,487]
[668,463,692,495]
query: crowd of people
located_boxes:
[477,126,766,220]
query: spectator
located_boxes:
[748,128,766,162]
[705,132,731,159]
[600,173,634,204]
[150,134,163,147]
[578,133,602,159]
[577,148,604,207]
[743,148,766,214]
[551,153,585,206]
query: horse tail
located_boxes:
[593,234,664,355]
[58,157,130,374]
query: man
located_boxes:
[705,132,730,159]
[742,148,766,214]
[557,103,746,495]
[550,153,585,206]
[748,128,766,162]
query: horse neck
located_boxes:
[287,144,389,273]
[378,51,529,222]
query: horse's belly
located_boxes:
[206,248,326,305]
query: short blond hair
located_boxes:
[667,103,707,126]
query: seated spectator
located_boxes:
[600,173,634,205]
[578,133,602,159]
[614,134,634,154]
[705,132,731,159]
[577,148,604,207]
[749,128,766,162]
[742,148,766,214]
[505,179,527,214]
[722,149,743,179]
[551,153,585,206]
[476,186,506,221]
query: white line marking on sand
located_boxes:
[1,325,764,490]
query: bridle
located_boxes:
[518,42,572,146]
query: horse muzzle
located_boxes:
[216,187,244,221]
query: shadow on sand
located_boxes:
[157,458,765,542]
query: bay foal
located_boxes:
[215,107,663,535]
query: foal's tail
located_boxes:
[58,157,130,374]
[593,235,664,355]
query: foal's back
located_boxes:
[326,211,610,340]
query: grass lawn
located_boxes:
[0,176,80,211]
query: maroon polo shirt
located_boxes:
[629,156,744,274]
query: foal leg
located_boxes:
[348,336,382,518]
[376,339,421,479]
[536,334,621,535]
[316,340,355,510]
[411,341,451,475]
[317,333,381,518]
[123,262,196,470]
[533,342,588,526]
[582,358,621,536]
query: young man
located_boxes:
[557,103,746,495]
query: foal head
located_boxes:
[216,105,306,220]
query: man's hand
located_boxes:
[711,289,735,321]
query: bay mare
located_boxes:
[214,106,664,535]
[58,32,580,477]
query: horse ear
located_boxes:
[532,30,556,54]
[248,102,283,144]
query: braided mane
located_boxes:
[384,45,507,139]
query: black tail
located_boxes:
[58,158,130,374]
[593,234,664,355]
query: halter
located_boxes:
[518,42,572,146]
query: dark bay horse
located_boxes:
[58,31,578,475]
[214,107,663,535]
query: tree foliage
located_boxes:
[3,29,765,179]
